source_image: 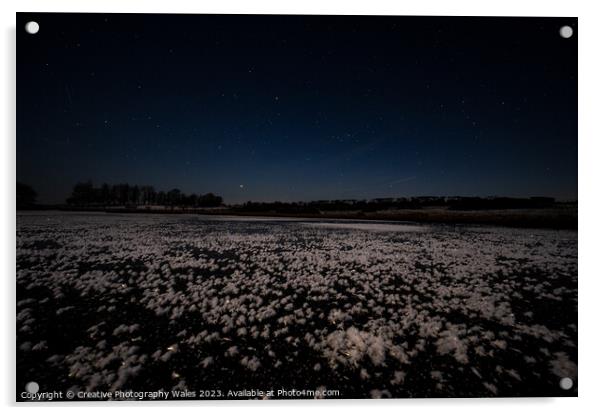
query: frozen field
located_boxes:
[16,212,577,399]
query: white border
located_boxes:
[2,1,601,414]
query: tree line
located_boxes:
[66,181,223,208]
[17,179,561,212]
[234,196,558,214]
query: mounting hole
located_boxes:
[25,381,39,394]
[559,25,573,39]
[559,377,573,390]
[25,21,40,34]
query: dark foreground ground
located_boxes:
[16,212,577,400]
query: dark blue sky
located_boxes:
[17,13,577,204]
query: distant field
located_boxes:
[275,206,578,229]
[56,204,578,230]
[17,212,577,399]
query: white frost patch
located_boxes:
[302,222,427,233]
[15,211,577,396]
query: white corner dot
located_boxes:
[25,381,39,394]
[559,377,573,390]
[559,26,573,39]
[25,21,40,35]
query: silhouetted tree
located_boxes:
[157,191,166,206]
[167,189,181,207]
[140,185,156,205]
[16,182,37,209]
[131,185,140,206]
[100,183,111,205]
[66,181,224,208]
[198,193,223,207]
[66,181,95,205]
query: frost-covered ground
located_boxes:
[16,212,577,399]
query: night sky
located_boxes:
[17,13,577,205]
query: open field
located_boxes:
[16,211,577,399]
[51,204,577,230]
[225,206,578,230]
